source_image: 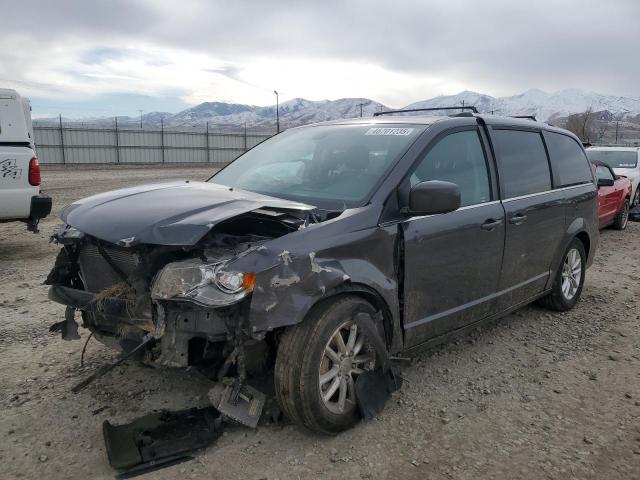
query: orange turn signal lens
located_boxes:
[242,272,256,291]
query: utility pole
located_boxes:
[273,90,280,133]
[138,109,143,129]
[357,102,365,118]
[615,121,619,143]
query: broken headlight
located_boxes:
[214,270,246,293]
[151,259,255,307]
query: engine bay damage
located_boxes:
[46,206,314,369]
[46,198,403,475]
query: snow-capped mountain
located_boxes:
[406,89,640,122]
[159,97,387,128]
[34,89,640,129]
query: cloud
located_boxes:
[1,0,639,115]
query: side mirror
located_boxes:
[597,177,614,187]
[408,180,461,215]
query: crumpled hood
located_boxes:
[61,180,314,246]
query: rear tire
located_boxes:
[612,199,630,230]
[537,239,586,312]
[274,296,377,434]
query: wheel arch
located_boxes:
[546,220,593,291]
[293,282,399,352]
[574,230,591,262]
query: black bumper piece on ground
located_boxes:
[103,407,224,478]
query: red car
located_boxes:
[592,161,632,230]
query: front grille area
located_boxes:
[78,243,140,293]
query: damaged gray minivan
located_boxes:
[47,111,598,434]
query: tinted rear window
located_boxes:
[493,129,551,198]
[544,132,593,187]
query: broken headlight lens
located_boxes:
[214,270,245,294]
[151,259,255,307]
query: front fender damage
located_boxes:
[45,210,404,469]
[245,248,351,334]
[226,222,402,346]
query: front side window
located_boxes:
[493,129,551,198]
[544,132,593,187]
[595,165,614,182]
[408,129,491,207]
[210,124,423,209]
[587,150,638,169]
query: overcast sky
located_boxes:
[1,0,639,117]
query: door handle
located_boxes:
[508,213,528,225]
[481,218,503,231]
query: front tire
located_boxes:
[538,239,586,312]
[632,188,639,207]
[612,199,630,230]
[274,296,377,434]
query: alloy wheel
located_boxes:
[621,202,630,229]
[561,248,582,300]
[319,321,375,415]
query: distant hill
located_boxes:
[34,89,640,131]
[406,89,640,122]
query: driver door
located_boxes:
[595,165,618,227]
[401,128,505,348]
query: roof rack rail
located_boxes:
[586,143,640,148]
[511,115,537,121]
[373,106,478,117]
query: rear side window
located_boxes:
[544,132,592,187]
[493,129,551,198]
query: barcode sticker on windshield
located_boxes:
[365,127,414,136]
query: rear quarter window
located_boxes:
[492,129,551,198]
[544,132,593,187]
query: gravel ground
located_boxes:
[0,166,639,480]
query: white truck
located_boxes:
[0,88,51,232]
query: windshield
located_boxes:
[587,150,638,169]
[209,124,423,209]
